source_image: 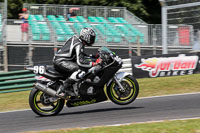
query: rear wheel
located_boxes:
[107,75,139,105]
[29,88,65,116]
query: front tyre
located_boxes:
[107,75,139,105]
[29,88,65,116]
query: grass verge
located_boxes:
[0,91,30,112]
[25,118,200,133]
[137,73,200,97]
[1,74,200,112]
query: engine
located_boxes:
[79,76,100,96]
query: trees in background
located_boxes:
[1,0,161,23]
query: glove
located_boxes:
[92,58,102,66]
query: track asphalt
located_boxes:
[0,93,200,133]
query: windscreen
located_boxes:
[99,46,115,55]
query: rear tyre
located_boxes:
[107,75,139,105]
[29,88,65,116]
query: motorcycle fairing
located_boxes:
[115,72,131,81]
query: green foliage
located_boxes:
[142,0,161,23]
[2,0,161,23]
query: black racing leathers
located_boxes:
[53,35,94,74]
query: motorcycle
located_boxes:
[26,46,139,116]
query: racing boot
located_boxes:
[58,70,86,97]
[58,78,75,97]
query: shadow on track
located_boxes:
[59,106,143,116]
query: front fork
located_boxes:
[113,75,126,92]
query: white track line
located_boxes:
[102,92,200,103]
[137,92,200,99]
[0,109,31,114]
[81,117,200,129]
[1,92,200,114]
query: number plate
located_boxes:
[33,65,46,74]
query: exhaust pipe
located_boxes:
[34,82,57,97]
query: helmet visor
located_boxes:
[89,35,95,46]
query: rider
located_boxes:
[53,27,101,96]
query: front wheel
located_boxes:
[107,75,139,105]
[29,88,65,116]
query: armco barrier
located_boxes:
[119,59,132,73]
[0,59,132,93]
[0,70,35,93]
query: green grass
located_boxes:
[137,74,200,97]
[0,91,30,112]
[1,74,200,112]
[25,118,200,133]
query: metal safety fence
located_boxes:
[5,19,195,47]
[160,0,200,54]
[6,19,147,46]
[23,4,147,26]
[0,3,199,71]
[24,4,134,22]
[0,17,196,71]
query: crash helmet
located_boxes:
[80,28,96,46]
